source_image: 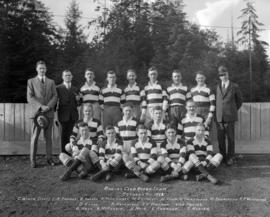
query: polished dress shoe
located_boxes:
[31,161,37,168]
[47,159,56,166]
[226,158,234,166]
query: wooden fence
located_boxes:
[0,103,270,155]
[0,103,60,155]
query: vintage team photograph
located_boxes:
[1,0,270,216]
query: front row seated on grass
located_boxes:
[59,122,102,181]
[58,122,222,184]
[90,125,123,182]
[185,123,223,184]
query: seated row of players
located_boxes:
[59,102,222,184]
[81,66,215,128]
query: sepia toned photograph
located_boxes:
[0,0,270,216]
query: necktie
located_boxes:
[41,77,45,97]
[222,83,226,93]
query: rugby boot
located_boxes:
[60,159,81,181]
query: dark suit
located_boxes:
[215,81,242,162]
[56,83,79,152]
[27,76,58,162]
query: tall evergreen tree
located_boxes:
[237,0,268,101]
[59,0,88,86]
[0,0,60,102]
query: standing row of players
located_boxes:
[59,102,222,184]
[78,66,214,128]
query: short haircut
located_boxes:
[218,65,228,73]
[137,124,147,131]
[153,106,162,112]
[122,102,133,109]
[36,60,46,67]
[195,70,205,77]
[105,125,115,132]
[166,122,177,131]
[107,70,116,76]
[85,67,94,72]
[62,69,72,76]
[172,69,181,75]
[148,66,157,72]
[78,122,89,129]
[83,103,93,110]
[127,69,136,74]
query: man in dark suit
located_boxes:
[27,60,58,168]
[56,70,80,153]
[215,65,243,166]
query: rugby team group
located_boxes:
[27,61,243,185]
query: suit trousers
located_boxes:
[60,120,76,153]
[216,121,235,162]
[30,117,53,162]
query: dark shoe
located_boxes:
[91,170,108,182]
[60,171,72,181]
[105,173,112,181]
[124,171,137,179]
[226,158,234,166]
[60,159,81,181]
[180,174,188,181]
[160,174,175,183]
[206,174,219,185]
[31,161,37,168]
[47,159,56,166]
[196,174,206,182]
[138,173,149,182]
[78,170,88,179]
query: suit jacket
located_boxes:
[27,76,58,118]
[215,81,243,122]
[56,83,79,123]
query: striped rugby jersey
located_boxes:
[187,137,214,161]
[124,83,141,105]
[190,85,215,118]
[75,137,98,152]
[80,82,100,104]
[147,120,166,147]
[99,139,122,161]
[160,139,187,165]
[70,118,104,142]
[131,138,158,163]
[167,83,191,107]
[99,85,125,107]
[177,114,209,141]
[141,81,167,112]
[115,117,138,142]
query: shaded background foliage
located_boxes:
[0,0,269,102]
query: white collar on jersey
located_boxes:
[127,82,137,88]
[171,83,183,88]
[194,84,206,90]
[122,116,133,125]
[148,80,159,86]
[107,84,118,89]
[85,81,96,87]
